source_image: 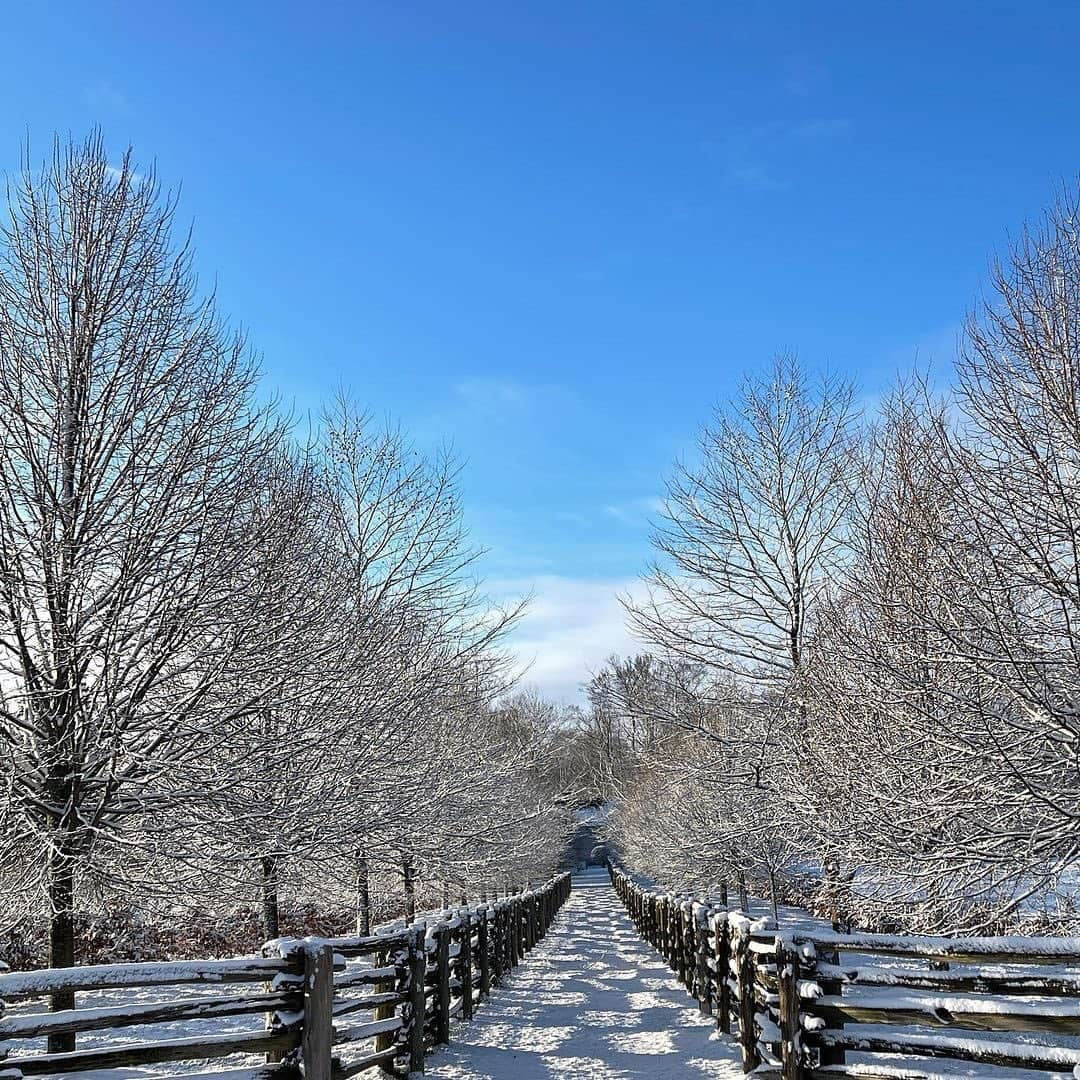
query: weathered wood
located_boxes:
[0,990,300,1040]
[694,906,713,1013]
[302,944,334,1080]
[810,995,1080,1035]
[792,929,1080,966]
[681,904,693,989]
[12,1029,299,1075]
[811,1028,1080,1072]
[407,935,426,1073]
[509,900,521,966]
[434,924,452,1044]
[733,932,759,1073]
[814,961,1080,997]
[332,966,397,990]
[307,932,410,959]
[334,1015,402,1043]
[335,1046,398,1079]
[460,913,474,1021]
[331,992,401,1017]
[814,941,845,1071]
[153,1065,300,1080]
[478,910,491,997]
[716,916,732,1035]
[0,873,570,1080]
[776,939,801,1080]
[0,957,299,1001]
[372,946,398,1057]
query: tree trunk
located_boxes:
[737,871,749,914]
[824,855,841,931]
[48,843,77,1053]
[261,856,280,941]
[355,850,371,936]
[403,854,416,925]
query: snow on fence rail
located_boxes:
[611,865,1080,1080]
[0,872,571,1080]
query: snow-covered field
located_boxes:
[423,866,743,1079]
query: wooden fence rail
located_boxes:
[611,864,1080,1080]
[0,872,571,1080]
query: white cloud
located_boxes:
[85,82,130,112]
[703,115,852,193]
[104,164,145,184]
[877,322,962,387]
[603,497,664,527]
[491,575,650,704]
[455,377,527,411]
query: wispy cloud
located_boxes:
[883,322,962,374]
[455,377,527,412]
[704,115,852,193]
[85,81,130,112]
[104,164,146,184]
[603,496,664,528]
[452,376,577,423]
[491,575,649,703]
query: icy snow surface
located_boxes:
[424,866,743,1079]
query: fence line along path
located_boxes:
[424,865,743,1079]
[0,873,572,1080]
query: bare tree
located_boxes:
[0,134,297,1038]
[627,354,860,693]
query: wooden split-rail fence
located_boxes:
[0,873,571,1080]
[612,865,1080,1080]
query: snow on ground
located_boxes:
[423,866,743,1080]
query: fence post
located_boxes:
[460,913,474,1021]
[777,938,802,1080]
[716,915,732,1035]
[681,903,693,987]
[434,924,451,1045]
[407,932,426,1074]
[374,943,399,1059]
[659,900,668,964]
[816,942,845,1071]
[673,902,684,978]
[510,900,521,966]
[695,905,713,1016]
[735,932,760,1072]
[492,906,505,984]
[478,907,491,997]
[302,944,334,1080]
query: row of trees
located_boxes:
[600,186,1080,934]
[0,133,572,1007]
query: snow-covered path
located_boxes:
[425,867,744,1079]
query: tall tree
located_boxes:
[0,134,291,1039]
[627,354,859,692]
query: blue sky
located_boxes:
[4,2,1080,700]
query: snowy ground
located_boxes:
[423,866,743,1080]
